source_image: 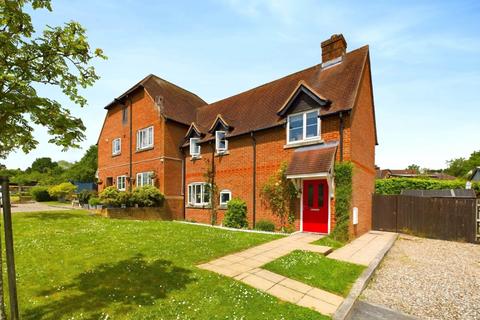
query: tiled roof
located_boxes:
[195,45,369,141]
[105,74,206,125]
[285,144,337,176]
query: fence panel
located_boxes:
[372,194,477,243]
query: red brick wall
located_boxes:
[350,59,376,238]
[185,117,342,231]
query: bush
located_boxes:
[48,182,77,201]
[88,197,101,206]
[99,186,121,207]
[255,220,275,232]
[78,190,96,205]
[331,162,353,243]
[30,185,54,202]
[376,178,480,195]
[223,198,248,229]
[131,185,164,207]
[118,191,133,207]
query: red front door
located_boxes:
[302,179,329,233]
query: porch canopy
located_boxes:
[286,144,337,180]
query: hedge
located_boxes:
[331,162,353,242]
[375,178,479,195]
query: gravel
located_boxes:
[361,234,480,320]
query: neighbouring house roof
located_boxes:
[194,45,371,143]
[285,144,337,177]
[468,167,480,182]
[104,74,207,125]
[376,169,457,180]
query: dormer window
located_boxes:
[190,138,201,157]
[287,110,320,144]
[215,131,228,153]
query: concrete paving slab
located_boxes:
[267,284,304,303]
[298,295,338,315]
[242,274,276,291]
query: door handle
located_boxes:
[310,208,320,211]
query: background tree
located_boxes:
[30,157,58,173]
[406,164,420,174]
[445,150,480,177]
[63,145,97,182]
[0,0,106,159]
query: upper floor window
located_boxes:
[190,138,201,157]
[117,175,127,191]
[215,131,228,153]
[287,110,320,144]
[137,126,154,150]
[187,182,211,206]
[136,171,154,187]
[112,138,121,155]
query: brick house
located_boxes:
[97,34,377,237]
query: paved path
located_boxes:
[10,202,71,213]
[328,231,397,266]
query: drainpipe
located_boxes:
[339,111,344,162]
[251,131,257,228]
[210,141,216,225]
[128,95,133,191]
[180,147,186,220]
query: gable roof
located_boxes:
[105,74,206,125]
[194,45,370,142]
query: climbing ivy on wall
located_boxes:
[332,161,353,242]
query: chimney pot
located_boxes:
[321,34,347,64]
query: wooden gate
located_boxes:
[372,194,477,243]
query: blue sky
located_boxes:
[4,0,480,170]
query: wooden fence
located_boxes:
[372,194,478,243]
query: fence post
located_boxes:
[1,177,20,319]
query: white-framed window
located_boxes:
[116,175,127,191]
[190,138,201,157]
[136,172,154,187]
[187,182,211,206]
[112,138,121,155]
[287,110,320,143]
[215,131,228,153]
[136,126,154,150]
[219,189,232,207]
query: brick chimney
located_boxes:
[321,34,347,65]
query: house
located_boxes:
[97,34,377,237]
[376,168,456,180]
[468,167,480,182]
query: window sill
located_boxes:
[218,205,228,210]
[112,153,121,157]
[215,151,230,157]
[284,139,324,149]
[190,155,202,161]
[186,204,212,209]
[135,146,154,153]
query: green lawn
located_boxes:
[11,210,328,319]
[263,250,365,297]
[312,236,345,250]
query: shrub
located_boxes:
[375,178,480,195]
[118,191,133,207]
[78,190,95,205]
[30,185,54,202]
[255,220,275,232]
[223,198,248,229]
[48,182,77,201]
[99,186,121,207]
[88,197,101,206]
[131,185,164,207]
[331,162,353,243]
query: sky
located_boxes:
[3,0,480,170]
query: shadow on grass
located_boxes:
[16,212,84,220]
[24,254,195,319]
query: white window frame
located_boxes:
[190,138,201,157]
[287,110,321,144]
[219,189,232,207]
[112,138,121,155]
[215,131,228,153]
[116,175,127,191]
[187,182,211,207]
[136,126,154,150]
[136,171,154,187]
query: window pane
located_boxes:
[203,185,210,203]
[308,184,314,207]
[289,114,303,142]
[195,185,201,204]
[318,184,324,207]
[221,192,230,204]
[306,112,318,138]
[306,112,317,125]
[290,114,303,129]
[289,128,303,142]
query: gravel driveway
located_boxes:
[362,234,480,320]
[10,202,71,213]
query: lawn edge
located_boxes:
[332,232,398,320]
[175,220,289,236]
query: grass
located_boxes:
[263,250,365,297]
[41,200,72,207]
[312,235,345,249]
[9,210,329,319]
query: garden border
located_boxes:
[176,220,290,236]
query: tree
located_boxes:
[30,157,58,173]
[0,0,106,159]
[406,164,420,174]
[63,145,97,182]
[445,150,480,178]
